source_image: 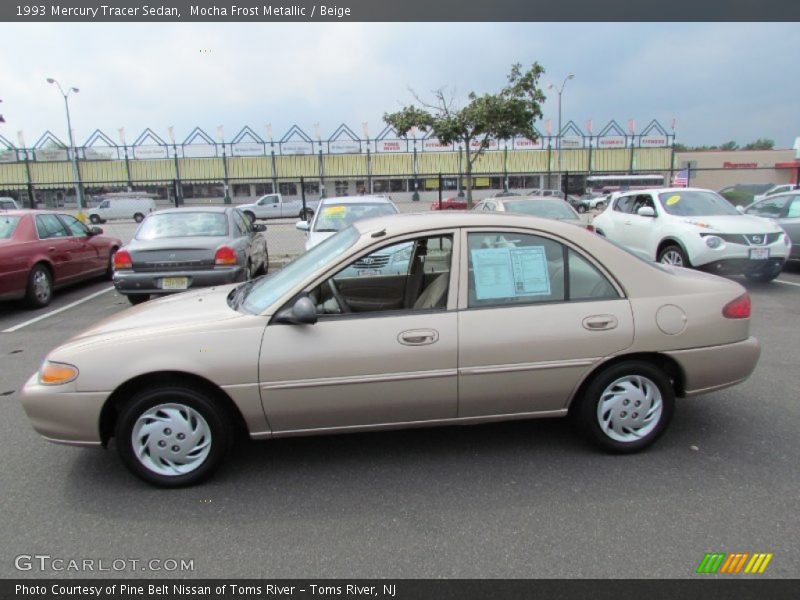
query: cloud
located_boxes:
[0,22,797,148]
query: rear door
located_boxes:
[457,228,633,417]
[34,214,76,281]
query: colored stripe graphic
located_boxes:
[697,552,773,574]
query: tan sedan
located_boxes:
[20,212,760,486]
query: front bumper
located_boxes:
[19,373,108,446]
[113,266,244,295]
[665,336,761,397]
[696,257,785,277]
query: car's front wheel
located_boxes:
[658,244,690,267]
[745,264,783,283]
[89,214,101,224]
[244,211,256,223]
[115,386,233,487]
[133,213,145,223]
[127,294,149,305]
[574,360,675,453]
[576,204,587,214]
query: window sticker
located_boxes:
[322,205,347,218]
[666,195,681,206]
[471,246,551,300]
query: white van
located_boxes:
[0,197,20,210]
[87,196,157,223]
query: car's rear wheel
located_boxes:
[244,211,255,223]
[133,213,145,223]
[595,202,606,211]
[115,386,233,487]
[89,214,101,224]
[658,244,690,267]
[127,294,149,305]
[25,264,53,308]
[261,243,269,274]
[299,208,314,220]
[574,360,674,453]
[576,204,587,214]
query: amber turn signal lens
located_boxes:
[39,361,79,385]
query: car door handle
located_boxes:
[582,315,618,331]
[398,329,439,346]
[48,246,56,252]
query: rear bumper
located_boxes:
[696,257,786,277]
[665,336,761,397]
[113,266,244,295]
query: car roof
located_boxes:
[617,187,713,196]
[351,210,587,239]
[319,195,394,205]
[151,206,231,215]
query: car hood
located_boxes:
[63,284,242,349]
[679,214,783,234]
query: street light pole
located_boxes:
[547,73,574,196]
[47,77,85,216]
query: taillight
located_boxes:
[585,224,596,232]
[722,293,751,319]
[114,249,132,270]
[215,246,237,266]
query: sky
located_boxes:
[1,22,799,149]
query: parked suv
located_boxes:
[592,187,790,282]
[87,196,157,224]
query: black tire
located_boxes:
[299,208,314,220]
[89,214,101,224]
[573,360,675,453]
[133,213,145,223]
[115,385,233,487]
[244,211,256,224]
[657,244,690,268]
[595,202,606,211]
[577,204,587,214]
[260,243,269,275]
[127,294,150,305]
[106,247,118,280]
[25,263,53,308]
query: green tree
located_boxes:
[719,140,739,151]
[383,63,546,207]
[742,138,775,150]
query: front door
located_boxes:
[457,229,634,417]
[259,233,459,432]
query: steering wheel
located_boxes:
[327,278,352,313]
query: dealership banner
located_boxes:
[2,579,795,600]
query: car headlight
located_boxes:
[39,361,79,386]
[704,235,724,249]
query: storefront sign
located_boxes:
[281,141,313,155]
[376,139,407,153]
[422,138,453,151]
[640,135,668,147]
[597,136,626,148]
[133,145,168,159]
[182,144,217,158]
[84,147,118,160]
[561,136,583,149]
[723,162,758,169]
[0,149,17,163]
[329,140,361,154]
[513,137,543,150]
[232,142,265,156]
[35,148,69,161]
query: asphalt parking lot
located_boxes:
[0,224,798,578]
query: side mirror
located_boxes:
[295,220,310,232]
[253,223,267,232]
[637,206,656,217]
[273,296,317,325]
[89,226,103,235]
[736,205,746,214]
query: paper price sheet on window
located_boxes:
[471,246,551,300]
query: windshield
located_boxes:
[241,226,360,314]
[313,202,397,233]
[659,190,739,216]
[504,200,577,220]
[136,212,229,240]
[0,216,20,238]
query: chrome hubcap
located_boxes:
[597,375,663,443]
[132,403,211,476]
[660,250,684,266]
[33,271,51,302]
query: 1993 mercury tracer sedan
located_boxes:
[20,212,761,486]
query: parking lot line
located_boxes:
[2,287,115,333]
[775,279,800,288]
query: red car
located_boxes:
[430,197,468,210]
[0,210,122,308]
